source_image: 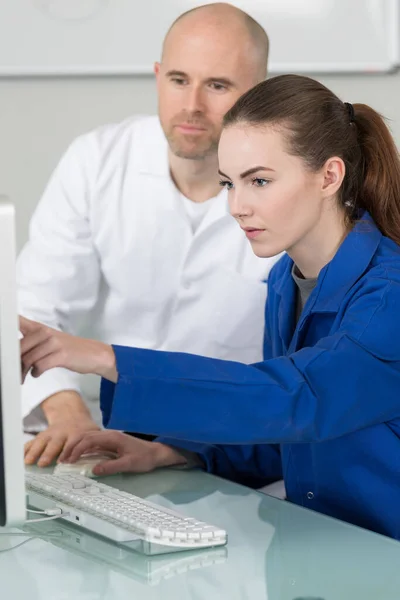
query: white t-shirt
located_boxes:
[180,193,220,233]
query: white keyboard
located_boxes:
[25,472,227,553]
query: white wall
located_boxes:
[1,71,400,251]
[0,76,157,251]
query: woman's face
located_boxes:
[218,124,340,259]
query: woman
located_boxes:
[20,75,400,540]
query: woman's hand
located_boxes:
[19,316,118,382]
[58,430,187,476]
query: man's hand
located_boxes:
[24,391,100,467]
[19,316,118,382]
[58,430,187,476]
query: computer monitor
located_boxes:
[0,197,26,526]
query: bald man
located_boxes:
[19,3,279,466]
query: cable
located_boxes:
[26,512,69,524]
[27,507,63,516]
[0,528,66,554]
[0,538,33,553]
[25,506,68,522]
[0,531,64,538]
[0,506,69,554]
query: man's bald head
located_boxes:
[162,3,269,81]
[154,3,269,161]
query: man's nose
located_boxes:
[184,85,206,114]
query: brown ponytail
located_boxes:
[223,75,400,245]
[353,104,400,244]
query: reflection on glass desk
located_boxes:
[8,518,228,586]
[0,466,399,599]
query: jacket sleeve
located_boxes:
[100,379,283,485]
[158,439,283,488]
[18,136,101,419]
[100,277,400,451]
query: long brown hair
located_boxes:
[223,74,400,245]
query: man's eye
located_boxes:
[210,82,227,91]
[171,78,186,85]
[219,179,233,190]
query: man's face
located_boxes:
[155,23,263,160]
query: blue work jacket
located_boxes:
[100,214,400,540]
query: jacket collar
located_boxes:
[273,212,382,353]
[273,212,382,314]
[311,212,382,312]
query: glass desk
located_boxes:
[0,466,399,599]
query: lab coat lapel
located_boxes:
[135,117,192,241]
[194,188,231,239]
[136,117,230,241]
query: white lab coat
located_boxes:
[18,116,279,428]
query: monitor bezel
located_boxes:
[0,198,26,527]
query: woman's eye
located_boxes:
[252,178,270,187]
[219,179,233,190]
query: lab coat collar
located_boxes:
[136,116,231,231]
[137,117,170,177]
[194,189,231,236]
[274,212,382,314]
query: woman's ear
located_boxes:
[321,157,346,198]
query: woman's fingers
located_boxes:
[20,319,68,379]
[20,326,50,355]
[57,433,89,463]
[21,338,60,379]
[92,455,134,476]
[59,431,120,463]
[19,316,40,336]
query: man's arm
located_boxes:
[18,134,101,417]
[19,135,102,462]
